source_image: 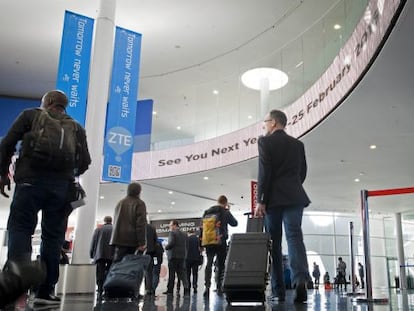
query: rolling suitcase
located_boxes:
[103,252,151,299]
[223,231,271,304]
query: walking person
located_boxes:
[0,90,91,305]
[163,220,190,296]
[255,109,311,303]
[110,182,147,262]
[336,257,347,290]
[312,262,321,288]
[90,216,114,299]
[358,262,364,289]
[202,195,238,297]
[145,223,158,296]
[186,229,202,294]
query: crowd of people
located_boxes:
[0,96,355,308]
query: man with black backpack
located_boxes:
[201,195,238,297]
[0,90,91,305]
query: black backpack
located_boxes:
[22,109,79,171]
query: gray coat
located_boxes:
[90,223,114,262]
[165,229,187,260]
[110,195,147,248]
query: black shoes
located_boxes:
[184,288,190,296]
[162,291,173,295]
[203,288,209,297]
[294,283,307,303]
[33,294,61,305]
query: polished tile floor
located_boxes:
[4,288,414,311]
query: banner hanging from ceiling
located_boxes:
[56,11,94,126]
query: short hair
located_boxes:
[41,90,68,109]
[127,182,141,197]
[104,216,112,224]
[269,109,287,127]
[338,257,342,261]
[217,195,228,205]
[171,220,179,227]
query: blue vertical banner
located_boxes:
[102,27,142,183]
[134,99,153,152]
[56,11,94,126]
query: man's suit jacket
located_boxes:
[165,229,187,260]
[257,129,310,208]
[90,223,115,262]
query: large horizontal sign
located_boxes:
[150,218,202,238]
[132,0,401,180]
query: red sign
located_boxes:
[251,180,257,216]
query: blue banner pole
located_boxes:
[102,27,142,183]
[56,11,94,126]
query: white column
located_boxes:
[395,213,407,289]
[71,0,116,264]
[260,77,270,117]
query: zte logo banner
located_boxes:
[102,27,142,183]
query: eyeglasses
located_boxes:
[263,119,273,123]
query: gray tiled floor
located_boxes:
[5,288,414,310]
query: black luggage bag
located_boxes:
[223,232,271,304]
[103,253,151,299]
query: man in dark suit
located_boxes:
[90,216,114,298]
[163,220,190,296]
[255,109,311,304]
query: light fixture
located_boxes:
[212,90,219,95]
[370,145,377,149]
[168,191,173,195]
[171,201,175,205]
[176,126,181,130]
[99,196,104,199]
[153,111,157,115]
[295,61,303,68]
[334,24,342,30]
[203,176,209,180]
[157,209,162,213]
[354,178,360,182]
[247,115,252,119]
[241,67,288,91]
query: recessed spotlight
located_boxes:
[168,191,173,195]
[359,172,365,176]
[99,196,104,199]
[171,201,175,205]
[153,111,157,115]
[247,115,252,119]
[176,126,181,130]
[158,209,162,213]
[213,90,219,95]
[370,145,377,149]
[354,178,360,182]
[203,176,209,180]
[334,24,342,30]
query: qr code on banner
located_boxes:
[108,165,121,178]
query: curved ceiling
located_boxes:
[0,0,413,224]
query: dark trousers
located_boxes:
[186,260,199,290]
[145,255,154,293]
[152,263,161,291]
[204,243,227,289]
[167,258,188,292]
[95,259,112,291]
[6,179,69,297]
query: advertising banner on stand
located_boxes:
[251,180,258,216]
[56,11,94,126]
[102,27,142,183]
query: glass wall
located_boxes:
[148,0,369,149]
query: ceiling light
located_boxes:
[354,178,360,182]
[152,111,157,115]
[171,201,175,205]
[241,67,288,91]
[247,115,252,119]
[212,90,219,95]
[203,176,209,180]
[158,209,162,213]
[99,196,104,199]
[295,61,303,68]
[176,126,181,130]
[168,191,173,195]
[334,24,342,30]
[370,145,377,149]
